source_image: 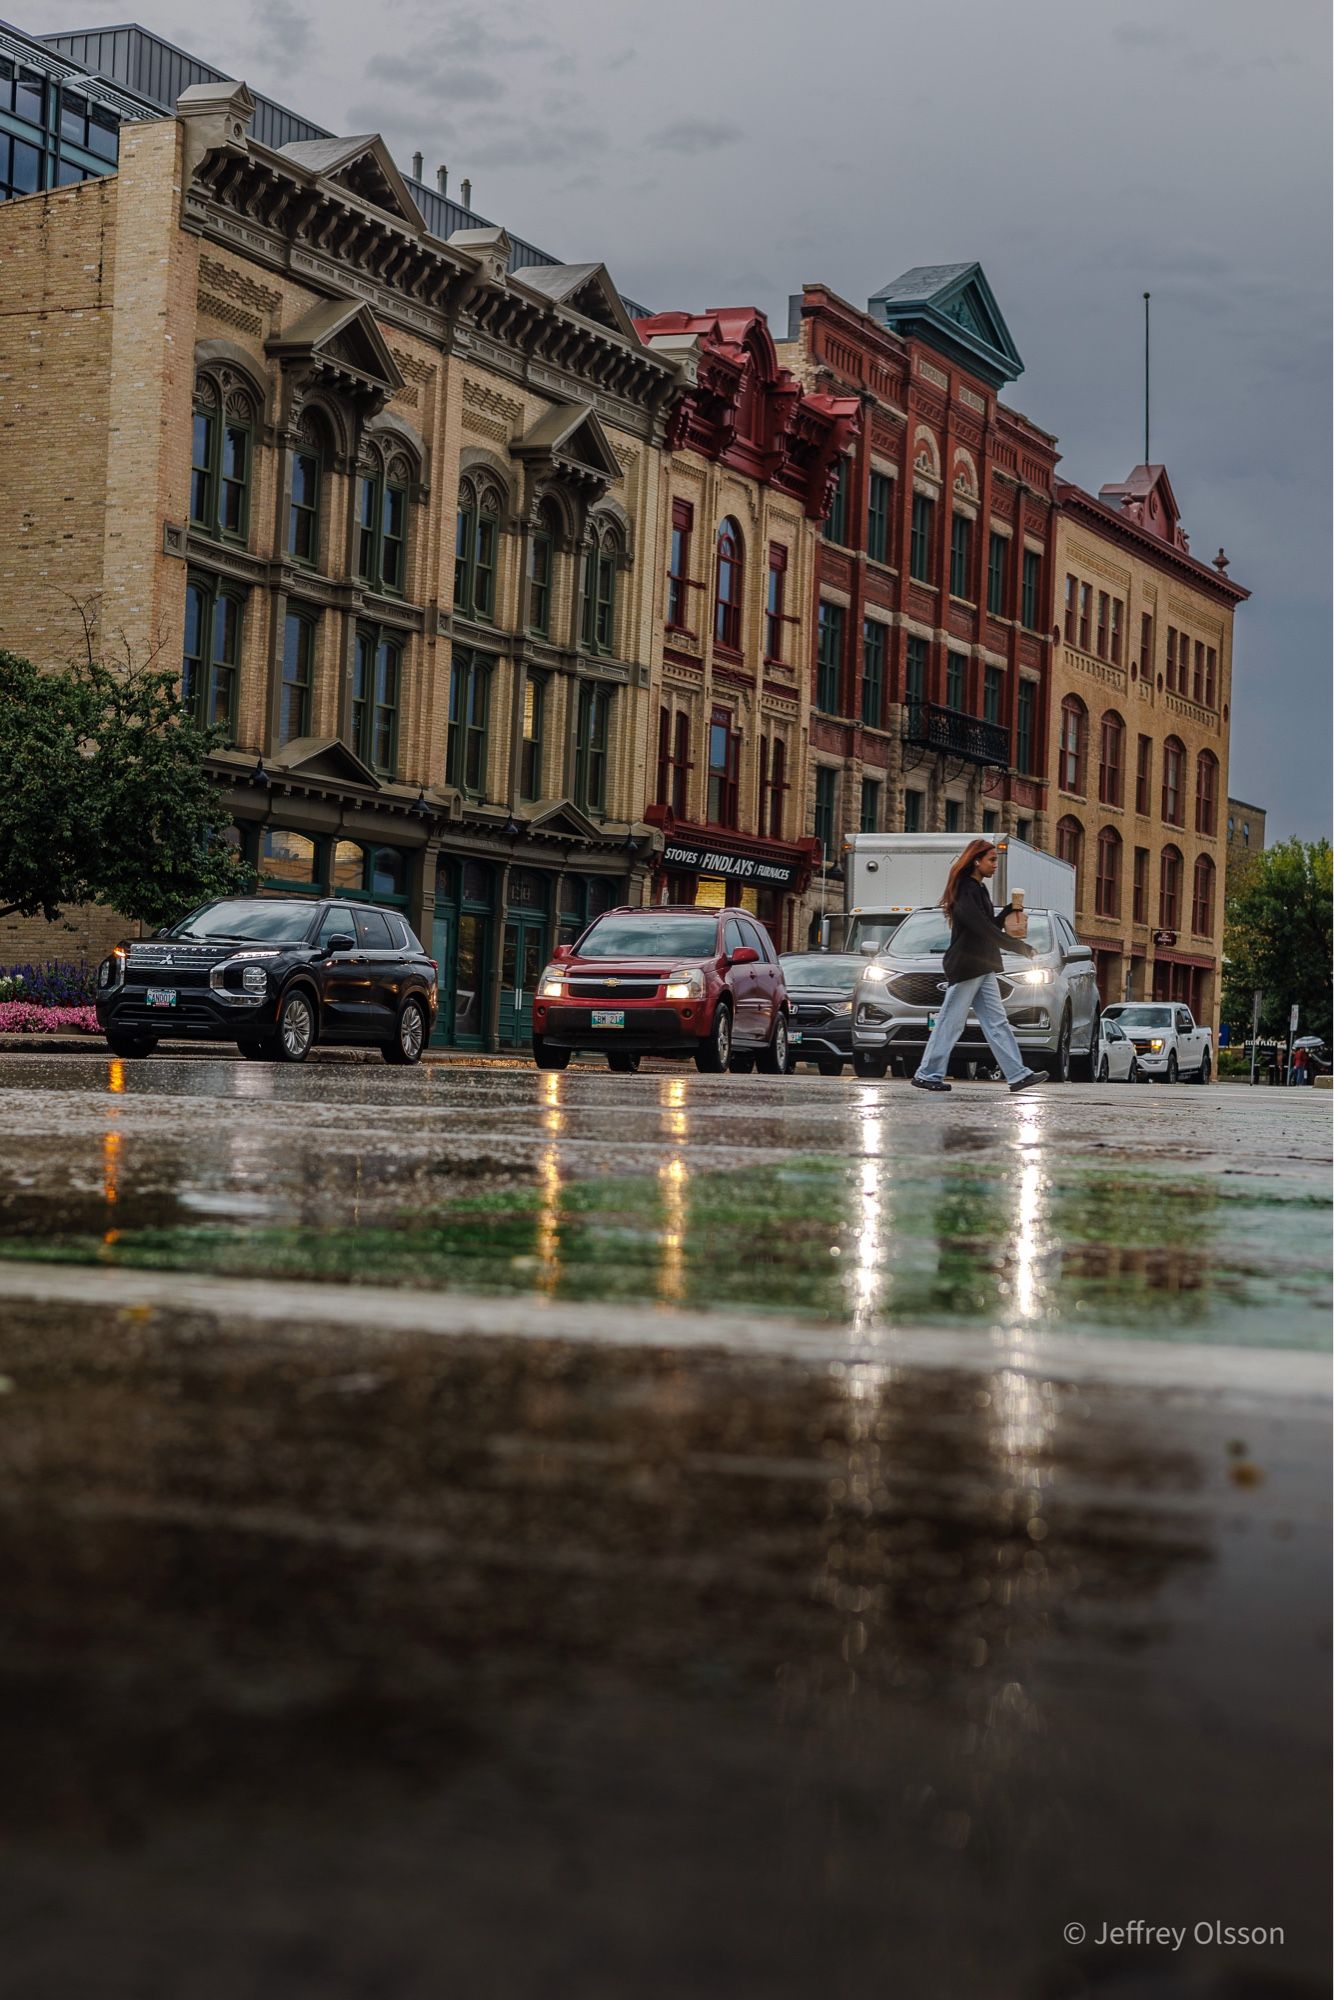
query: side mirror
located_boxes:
[730,946,760,965]
[1064,944,1094,964]
[324,932,356,956]
[552,944,574,963]
[861,940,879,955]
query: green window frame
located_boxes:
[447,648,492,794]
[824,458,850,545]
[987,532,1008,615]
[910,493,934,583]
[1022,549,1041,630]
[453,474,501,620]
[527,506,557,636]
[1015,679,1034,775]
[861,620,885,728]
[357,452,412,597]
[950,513,973,599]
[287,442,321,565]
[182,574,242,737]
[352,624,401,776]
[581,520,621,657]
[813,767,837,860]
[279,609,315,745]
[867,472,891,564]
[902,789,923,832]
[520,674,546,802]
[190,375,255,544]
[859,778,881,835]
[905,636,927,708]
[575,681,612,814]
[983,664,1003,725]
[946,651,967,712]
[816,601,844,714]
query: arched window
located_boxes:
[191,369,257,543]
[260,828,319,890]
[1098,710,1125,808]
[1195,750,1218,835]
[357,442,415,597]
[287,410,327,565]
[1159,844,1183,930]
[1056,814,1083,873]
[1095,826,1122,918]
[1059,695,1087,794]
[1161,737,1185,826]
[1191,853,1215,936]
[714,517,744,650]
[454,470,503,621]
[580,515,622,657]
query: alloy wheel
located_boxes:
[278,992,314,1062]
[399,1002,425,1062]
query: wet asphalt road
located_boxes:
[0,1055,1329,1998]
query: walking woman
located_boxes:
[912,839,1044,1095]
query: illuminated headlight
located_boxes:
[540,979,564,999]
[861,964,888,984]
[831,999,853,1015]
[241,964,268,995]
[1149,1038,1164,1051]
[665,966,706,1001]
[98,950,125,991]
[1021,967,1052,986]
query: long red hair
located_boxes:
[942,839,997,916]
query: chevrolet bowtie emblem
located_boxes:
[606,978,619,987]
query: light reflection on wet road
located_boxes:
[0,1056,1328,1997]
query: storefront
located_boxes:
[651,829,816,952]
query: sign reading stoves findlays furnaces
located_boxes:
[663,841,800,889]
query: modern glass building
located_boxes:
[0,19,156,201]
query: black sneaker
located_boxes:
[911,1076,952,1093]
[1009,1069,1044,1093]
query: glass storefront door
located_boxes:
[499,914,545,1048]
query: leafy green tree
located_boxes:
[0,649,252,928]
[1222,837,1332,1041]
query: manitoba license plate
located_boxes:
[591,1009,625,1029]
[789,1030,803,1044]
[145,988,178,1008]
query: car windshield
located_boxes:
[887,907,1054,958]
[579,914,719,958]
[170,899,317,944]
[1105,1005,1174,1028]
[848,917,905,952]
[780,955,863,992]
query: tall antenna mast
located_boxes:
[1143,291,1151,462]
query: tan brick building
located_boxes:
[0,80,686,1045]
[1050,468,1248,1031]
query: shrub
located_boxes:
[0,959,97,1006]
[0,1001,101,1034]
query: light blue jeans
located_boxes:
[914,973,1031,1085]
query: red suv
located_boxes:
[531,906,791,1074]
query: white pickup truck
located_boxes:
[1100,1002,1213,1084]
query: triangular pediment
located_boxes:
[513,401,621,482]
[868,262,1022,387]
[524,798,606,841]
[273,735,382,787]
[266,299,404,397]
[510,261,642,345]
[279,135,425,232]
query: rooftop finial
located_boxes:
[1214,547,1230,573]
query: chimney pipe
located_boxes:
[411,150,423,180]
[436,164,448,196]
[460,176,472,210]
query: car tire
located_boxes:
[1128,1057,1140,1083]
[273,987,317,1064]
[757,1012,790,1075]
[238,1040,275,1062]
[1194,1049,1211,1085]
[818,1058,844,1077]
[105,1032,157,1058]
[695,1003,732,1074]
[1166,1051,1179,1084]
[1096,1055,1109,1082]
[607,1052,640,1073]
[383,996,428,1066]
[533,1035,570,1071]
[852,1050,889,1078]
[1043,1010,1073,1082]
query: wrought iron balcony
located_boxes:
[903,700,1010,768]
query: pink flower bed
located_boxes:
[0,1002,102,1034]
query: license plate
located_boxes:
[145,988,178,1008]
[591,1009,625,1029]
[789,1030,803,1044]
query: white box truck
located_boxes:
[836,833,1076,952]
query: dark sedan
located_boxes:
[779,953,865,1075]
[96,896,438,1064]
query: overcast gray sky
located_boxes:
[27,0,1332,839]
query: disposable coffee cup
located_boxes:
[1011,888,1025,909]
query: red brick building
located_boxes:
[634,306,859,947]
[778,267,1060,933]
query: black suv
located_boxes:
[96,896,438,1065]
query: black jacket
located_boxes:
[942,876,1036,984]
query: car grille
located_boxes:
[888,972,1014,1005]
[793,1002,836,1024]
[129,945,225,971]
[125,968,213,991]
[566,977,662,999]
[114,994,221,1026]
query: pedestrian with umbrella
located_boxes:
[911,838,1045,1095]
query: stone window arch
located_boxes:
[191,363,261,543]
[581,511,624,657]
[714,516,745,650]
[454,465,508,623]
[356,430,420,598]
[1059,694,1088,795]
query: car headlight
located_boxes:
[665,965,706,1002]
[241,964,268,995]
[1020,968,1052,986]
[98,949,126,991]
[832,999,853,1015]
[540,978,564,999]
[1149,1038,1164,1051]
[861,964,888,984]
